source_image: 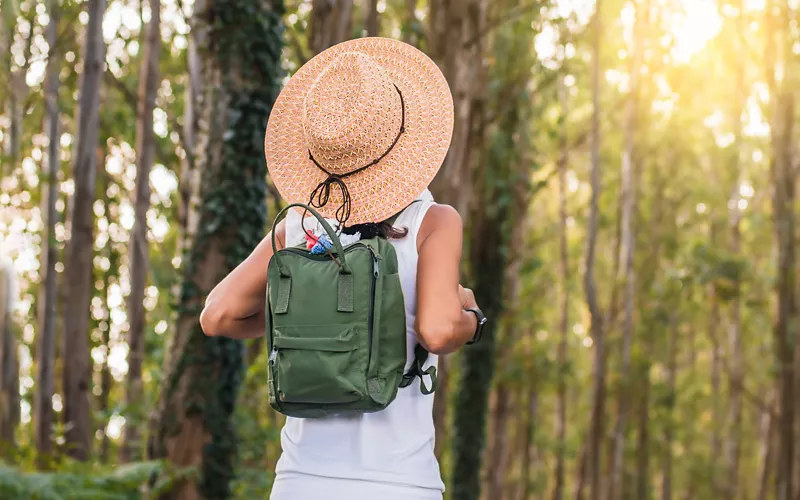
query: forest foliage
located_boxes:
[1,0,799,499]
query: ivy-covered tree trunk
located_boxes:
[120,0,161,463]
[149,1,284,498]
[451,6,536,496]
[62,0,106,461]
[427,0,488,464]
[309,0,353,55]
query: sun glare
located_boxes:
[667,0,723,63]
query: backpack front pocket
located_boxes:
[271,326,364,405]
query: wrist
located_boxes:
[463,307,486,345]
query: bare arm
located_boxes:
[200,219,287,339]
[415,204,479,354]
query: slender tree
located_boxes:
[607,1,646,497]
[364,0,379,36]
[553,70,570,500]
[62,0,107,461]
[766,2,796,499]
[582,2,605,499]
[33,0,61,465]
[0,258,18,448]
[309,0,353,55]
[120,0,161,463]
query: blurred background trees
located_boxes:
[1,0,799,499]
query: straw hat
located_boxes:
[264,37,454,226]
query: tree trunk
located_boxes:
[1,1,25,179]
[62,0,107,461]
[724,3,745,495]
[768,3,795,498]
[582,3,605,500]
[120,0,161,463]
[430,0,489,476]
[519,386,539,500]
[757,388,775,500]
[662,314,678,500]
[309,0,353,55]
[364,0,379,36]
[401,0,420,45]
[0,260,18,448]
[98,165,112,462]
[427,0,488,217]
[635,364,650,500]
[34,0,61,466]
[148,2,284,498]
[485,383,510,500]
[451,10,532,495]
[553,72,570,500]
[708,222,722,496]
[607,2,645,497]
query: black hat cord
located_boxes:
[302,83,406,238]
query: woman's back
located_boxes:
[274,190,445,494]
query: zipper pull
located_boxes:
[371,249,381,278]
[269,347,278,365]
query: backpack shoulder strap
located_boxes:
[399,344,436,395]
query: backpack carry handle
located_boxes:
[270,203,352,277]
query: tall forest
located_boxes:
[1,0,799,499]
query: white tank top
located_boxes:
[274,189,444,492]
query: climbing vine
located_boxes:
[155,0,284,498]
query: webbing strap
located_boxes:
[399,343,437,395]
[274,275,291,314]
[337,273,354,312]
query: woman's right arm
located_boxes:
[414,204,479,355]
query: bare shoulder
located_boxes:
[417,203,463,250]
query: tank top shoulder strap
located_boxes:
[392,191,436,253]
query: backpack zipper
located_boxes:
[367,245,380,377]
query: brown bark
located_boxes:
[767,3,796,499]
[485,383,510,500]
[428,0,489,465]
[427,0,489,216]
[309,0,354,55]
[34,0,61,466]
[583,3,605,500]
[62,0,106,461]
[364,0,379,36]
[120,0,161,463]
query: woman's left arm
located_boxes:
[200,219,286,339]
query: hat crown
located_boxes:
[303,52,403,175]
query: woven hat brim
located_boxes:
[265,37,455,226]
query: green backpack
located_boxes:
[266,203,436,418]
